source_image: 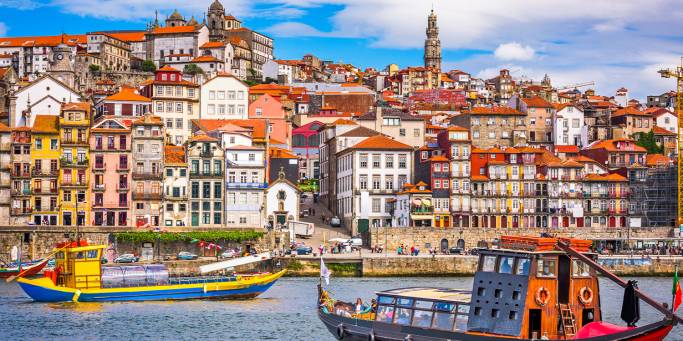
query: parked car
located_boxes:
[114,254,139,263]
[295,246,313,255]
[176,251,198,260]
[448,247,463,255]
[329,216,341,227]
[220,250,237,259]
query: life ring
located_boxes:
[579,287,594,305]
[535,287,550,307]
[336,324,345,340]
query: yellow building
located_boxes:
[58,103,91,226]
[31,115,61,225]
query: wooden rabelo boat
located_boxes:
[318,236,677,340]
[16,241,285,302]
[0,259,49,279]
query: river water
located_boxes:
[0,277,680,340]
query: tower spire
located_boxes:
[424,8,441,72]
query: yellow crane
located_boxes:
[658,59,683,225]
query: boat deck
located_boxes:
[101,276,238,289]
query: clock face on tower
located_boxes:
[56,54,63,61]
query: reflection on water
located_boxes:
[0,277,680,340]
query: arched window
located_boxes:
[307,134,319,147]
[292,134,305,147]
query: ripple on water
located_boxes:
[0,277,680,340]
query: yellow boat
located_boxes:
[17,241,285,302]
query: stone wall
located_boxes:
[0,226,278,262]
[368,226,674,251]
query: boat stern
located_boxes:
[17,277,79,302]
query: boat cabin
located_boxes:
[52,241,106,289]
[374,288,472,332]
[468,236,600,339]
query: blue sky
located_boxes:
[2,0,683,99]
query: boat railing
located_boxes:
[100,276,237,289]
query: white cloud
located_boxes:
[494,42,535,61]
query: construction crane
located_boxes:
[658,59,683,226]
[555,81,595,92]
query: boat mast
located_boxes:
[557,240,682,323]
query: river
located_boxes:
[0,277,680,340]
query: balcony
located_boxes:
[199,150,215,158]
[11,188,31,196]
[190,171,224,178]
[118,201,129,208]
[354,189,396,195]
[165,194,187,201]
[93,162,106,171]
[10,170,30,178]
[60,137,88,146]
[92,183,105,191]
[132,191,163,200]
[33,187,58,195]
[132,171,162,180]
[11,207,32,215]
[117,163,130,171]
[117,183,129,191]
[31,168,59,177]
[411,205,434,214]
[0,142,11,151]
[61,180,87,188]
[225,182,268,189]
[60,157,89,168]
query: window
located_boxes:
[537,258,556,277]
[398,154,407,168]
[372,198,381,212]
[372,175,381,190]
[385,175,394,190]
[385,155,394,168]
[481,255,496,272]
[372,154,380,168]
[572,260,591,277]
[359,153,368,168]
[413,128,420,137]
[209,91,216,100]
[35,139,42,150]
[207,104,215,115]
[497,256,514,274]
[376,305,395,323]
[50,139,58,150]
[399,128,406,136]
[359,175,368,190]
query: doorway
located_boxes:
[440,239,449,253]
[558,255,571,303]
[528,309,542,339]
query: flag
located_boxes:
[673,267,682,312]
[320,257,332,285]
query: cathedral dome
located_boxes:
[209,0,224,11]
[169,9,184,20]
[187,16,198,26]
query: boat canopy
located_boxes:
[377,287,471,304]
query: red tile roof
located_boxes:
[200,41,226,49]
[555,145,580,153]
[192,55,220,63]
[646,154,672,167]
[164,145,186,165]
[584,173,627,182]
[188,133,218,143]
[0,34,86,47]
[521,96,553,108]
[107,31,146,42]
[653,126,676,135]
[612,107,649,117]
[104,87,151,102]
[348,135,412,150]
[467,106,525,116]
[32,115,59,133]
[62,102,91,112]
[192,119,267,141]
[269,147,298,159]
[585,139,646,152]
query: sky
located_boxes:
[2,0,683,100]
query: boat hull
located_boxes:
[0,259,48,278]
[318,309,674,341]
[17,270,286,303]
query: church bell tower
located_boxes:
[424,9,442,72]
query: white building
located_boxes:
[262,60,295,84]
[265,170,300,228]
[335,135,413,234]
[147,24,209,67]
[553,103,584,147]
[11,74,81,127]
[200,73,249,119]
[225,144,267,228]
[163,145,188,227]
[650,108,677,134]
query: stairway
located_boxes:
[559,303,577,338]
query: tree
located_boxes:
[183,63,204,76]
[88,64,100,73]
[141,60,156,72]
[634,130,663,154]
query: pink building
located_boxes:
[90,116,132,226]
[248,94,291,147]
